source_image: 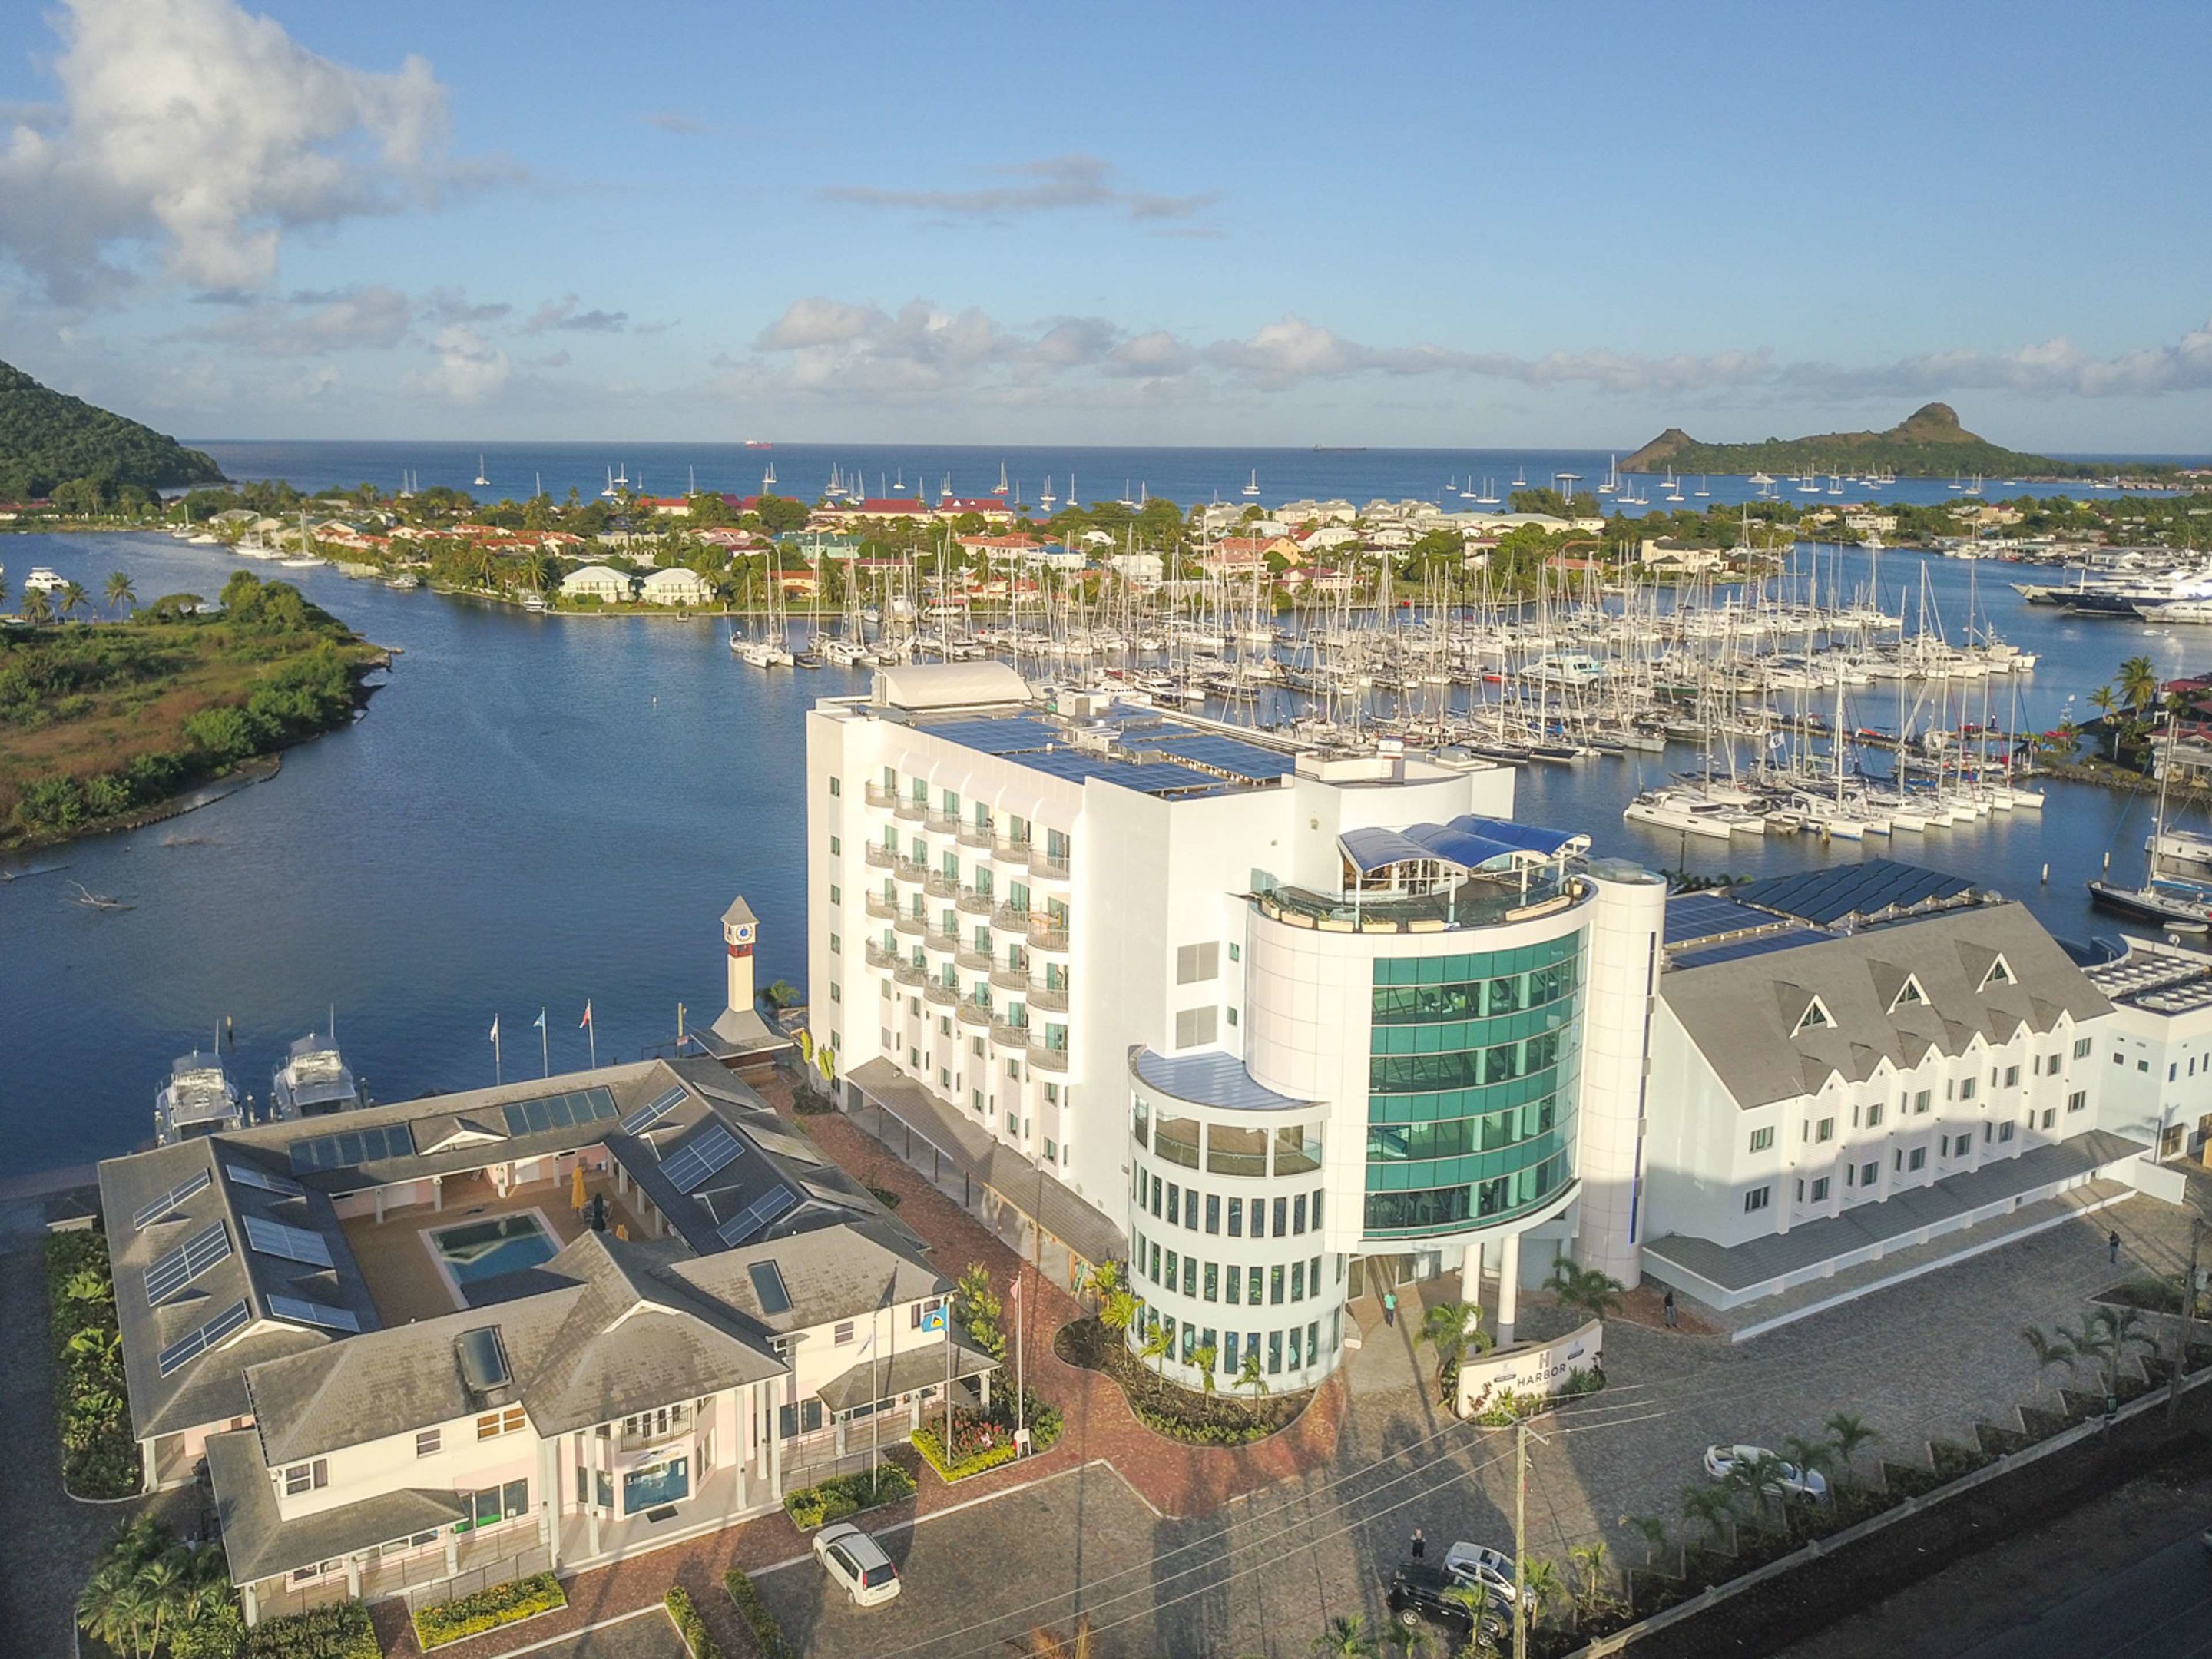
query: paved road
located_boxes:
[1773,1467,2212,1659]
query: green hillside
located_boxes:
[1620,403,2164,481]
[0,360,224,499]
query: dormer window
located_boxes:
[1979,955,2014,991]
[1793,997,1835,1035]
[1889,975,1928,1012]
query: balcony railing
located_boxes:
[924,810,960,833]
[957,887,995,916]
[1028,919,1071,952]
[894,962,926,987]
[892,858,927,884]
[989,965,1031,992]
[957,999,992,1027]
[893,912,924,935]
[863,842,895,868]
[894,797,926,821]
[1032,852,1073,880]
[956,822,995,847]
[864,893,898,919]
[955,945,993,972]
[923,981,956,1007]
[992,903,1033,932]
[863,941,899,969]
[924,872,961,900]
[990,1019,1031,1049]
[1029,1041,1070,1072]
[863,782,897,808]
[994,839,1033,868]
[922,931,958,955]
[1028,981,1070,1012]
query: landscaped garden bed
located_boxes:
[412,1571,567,1649]
[664,1585,723,1659]
[47,1229,140,1498]
[912,1389,1064,1480]
[783,1459,917,1527]
[245,1599,379,1658]
[724,1568,793,1659]
[1054,1316,1309,1446]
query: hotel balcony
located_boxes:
[864,893,898,919]
[1028,919,1071,952]
[955,944,993,972]
[892,858,927,886]
[1031,851,1073,881]
[922,930,959,956]
[956,887,995,916]
[923,981,957,1008]
[1028,1040,1071,1073]
[956,999,992,1028]
[863,782,897,810]
[924,810,960,833]
[863,842,895,869]
[994,839,1033,868]
[892,912,924,936]
[924,872,961,900]
[1027,981,1070,1013]
[956,821,995,848]
[894,796,926,822]
[893,962,926,988]
[990,1019,1031,1049]
[1255,870,1587,935]
[992,902,1033,933]
[988,965,1030,993]
[863,940,899,969]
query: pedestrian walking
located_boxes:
[1663,1288,1677,1328]
[1410,1527,1426,1561]
[1382,1290,1398,1327]
[2110,1229,2122,1264]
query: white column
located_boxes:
[539,1437,560,1568]
[585,1429,601,1557]
[240,1583,260,1629]
[1574,869,1667,1289]
[1459,1241,1483,1306]
[1495,1230,1522,1346]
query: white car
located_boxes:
[1442,1541,1531,1610]
[813,1522,902,1607]
[1703,1443,1828,1501]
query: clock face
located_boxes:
[734,924,756,944]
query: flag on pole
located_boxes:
[579,1001,593,1029]
[532,1009,546,1031]
[488,1014,500,1042]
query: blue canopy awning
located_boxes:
[1339,813,1587,877]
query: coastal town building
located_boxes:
[806,663,1664,1393]
[97,1051,984,1626]
[558,565,632,603]
[2081,937,2212,1163]
[638,567,716,606]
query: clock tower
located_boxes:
[721,895,760,1019]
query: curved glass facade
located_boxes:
[1364,935,1581,1237]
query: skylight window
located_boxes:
[1793,998,1834,1035]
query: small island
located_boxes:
[1621,402,2176,483]
[0,571,385,848]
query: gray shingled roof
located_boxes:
[1658,902,2111,1110]
[816,1340,998,1415]
[207,1430,469,1584]
[671,1217,945,1334]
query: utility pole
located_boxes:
[2171,1214,2204,1422]
[1512,1413,1551,1659]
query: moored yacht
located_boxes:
[269,1031,369,1121]
[155,1051,244,1146]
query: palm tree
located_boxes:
[1548,1260,1627,1323]
[1418,1298,1485,1401]
[1081,1258,1124,1304]
[22,588,53,625]
[0,572,11,613]
[1023,1616,1093,1658]
[1139,1323,1173,1377]
[104,571,136,616]
[1310,1613,1379,1657]
[58,579,88,619]
[1237,1348,1269,1402]
[1442,1584,1501,1656]
[1678,1483,1734,1551]
[1519,1558,1565,1628]
[1192,1343,1219,1396]
[2094,1306,2155,1401]
[1567,1541,1614,1628]
[2068,1310,2118,1409]
[1378,1618,1429,1659]
[1624,1513,1671,1574]
[1823,1411,1879,1489]
[2022,1326,2076,1400]
[2121,654,2161,713]
[1099,1289,1141,1342]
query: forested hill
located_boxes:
[1620,404,2164,481]
[0,361,225,498]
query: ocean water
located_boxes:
[0,528,2201,1177]
[187,440,2203,516]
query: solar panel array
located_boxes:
[243,1214,336,1268]
[290,1122,416,1174]
[1129,731,1294,782]
[1669,928,1832,970]
[1732,860,1978,927]
[716,1183,797,1247]
[144,1222,233,1303]
[157,1297,250,1376]
[621,1085,688,1136]
[131,1168,211,1227]
[1017,748,1220,796]
[918,715,1063,755]
[658,1124,743,1191]
[1664,892,1786,947]
[225,1163,305,1199]
[501,1086,620,1138]
[268,1294,362,1333]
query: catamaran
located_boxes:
[1242,469,1260,498]
[473,454,490,487]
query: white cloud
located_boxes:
[0,0,463,300]
[412,325,511,403]
[523,294,630,334]
[822,154,1216,223]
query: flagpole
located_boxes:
[583,1000,597,1071]
[540,1008,549,1078]
[492,1018,502,1086]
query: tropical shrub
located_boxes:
[412,1571,567,1648]
[243,1600,379,1659]
[783,1461,916,1528]
[912,1412,1020,1480]
[664,1585,723,1659]
[724,1568,793,1659]
[47,1229,138,1498]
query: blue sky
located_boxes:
[2,0,2208,450]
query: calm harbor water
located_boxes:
[2,524,2206,1177]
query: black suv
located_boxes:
[1385,1561,1504,1641]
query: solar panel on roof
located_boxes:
[156,1297,251,1376]
[267,1294,361,1333]
[658,1123,743,1191]
[1733,860,1975,926]
[132,1168,211,1227]
[144,1221,232,1303]
[716,1184,798,1247]
[500,1086,620,1137]
[225,1163,304,1199]
[621,1085,688,1136]
[243,1214,335,1268]
[289,1121,416,1174]
[747,1260,793,1316]
[1135,733,1293,781]
[1664,892,1783,946]
[1670,928,1832,969]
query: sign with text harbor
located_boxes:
[1454,1319,1603,1419]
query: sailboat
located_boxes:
[1475,478,1500,506]
[1598,456,1618,495]
[1512,464,1528,488]
[2089,710,2212,932]
[473,454,490,487]
[994,462,1011,497]
[1038,475,1058,510]
[1242,469,1260,498]
[1695,475,1710,498]
[762,461,777,491]
[600,467,618,499]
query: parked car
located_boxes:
[1442,1541,1532,1610]
[1386,1561,1502,1641]
[813,1522,902,1606]
[1704,1443,1828,1501]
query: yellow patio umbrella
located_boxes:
[570,1162,588,1214]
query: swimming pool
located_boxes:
[429,1212,559,1284]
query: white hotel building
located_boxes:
[807,664,1664,1391]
